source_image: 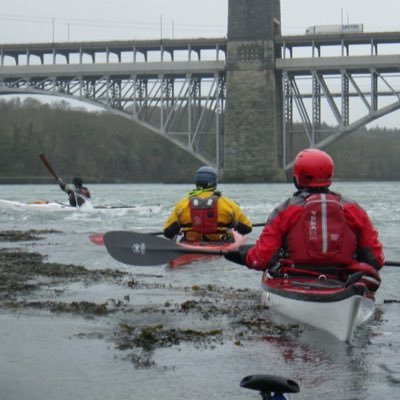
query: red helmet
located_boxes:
[293,148,334,188]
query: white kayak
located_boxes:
[0,199,161,214]
[261,268,376,342]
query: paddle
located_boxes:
[102,230,400,269]
[89,231,164,246]
[38,153,60,181]
[103,230,229,266]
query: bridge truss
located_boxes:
[2,34,400,171]
[1,72,226,166]
[0,39,227,167]
[277,33,400,169]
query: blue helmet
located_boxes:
[195,166,218,188]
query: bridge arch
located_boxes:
[0,86,212,166]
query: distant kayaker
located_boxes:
[226,148,384,291]
[59,176,91,207]
[163,166,252,242]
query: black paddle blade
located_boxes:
[103,231,223,267]
[103,231,183,266]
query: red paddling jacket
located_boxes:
[246,189,384,271]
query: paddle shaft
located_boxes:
[384,261,400,267]
[95,205,141,209]
[39,153,60,181]
[103,231,400,268]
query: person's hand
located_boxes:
[224,244,252,266]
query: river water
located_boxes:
[0,182,399,400]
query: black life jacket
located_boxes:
[69,186,90,207]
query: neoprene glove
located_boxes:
[224,244,253,266]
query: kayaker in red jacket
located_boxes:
[226,148,384,290]
[59,176,91,207]
[163,166,252,241]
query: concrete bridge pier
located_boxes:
[223,0,286,182]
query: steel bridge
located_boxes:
[0,38,227,166]
[1,32,400,170]
[277,31,400,168]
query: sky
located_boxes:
[1,0,400,128]
[1,0,399,43]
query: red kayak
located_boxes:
[170,231,248,268]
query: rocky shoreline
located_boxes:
[0,230,301,369]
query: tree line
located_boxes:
[0,97,399,183]
[0,97,203,183]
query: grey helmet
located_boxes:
[195,166,218,189]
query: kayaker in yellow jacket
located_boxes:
[163,166,252,242]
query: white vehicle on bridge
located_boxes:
[305,24,364,35]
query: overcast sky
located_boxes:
[0,0,399,43]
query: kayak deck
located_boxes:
[0,199,161,214]
[170,231,248,268]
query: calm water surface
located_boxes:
[0,182,399,400]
